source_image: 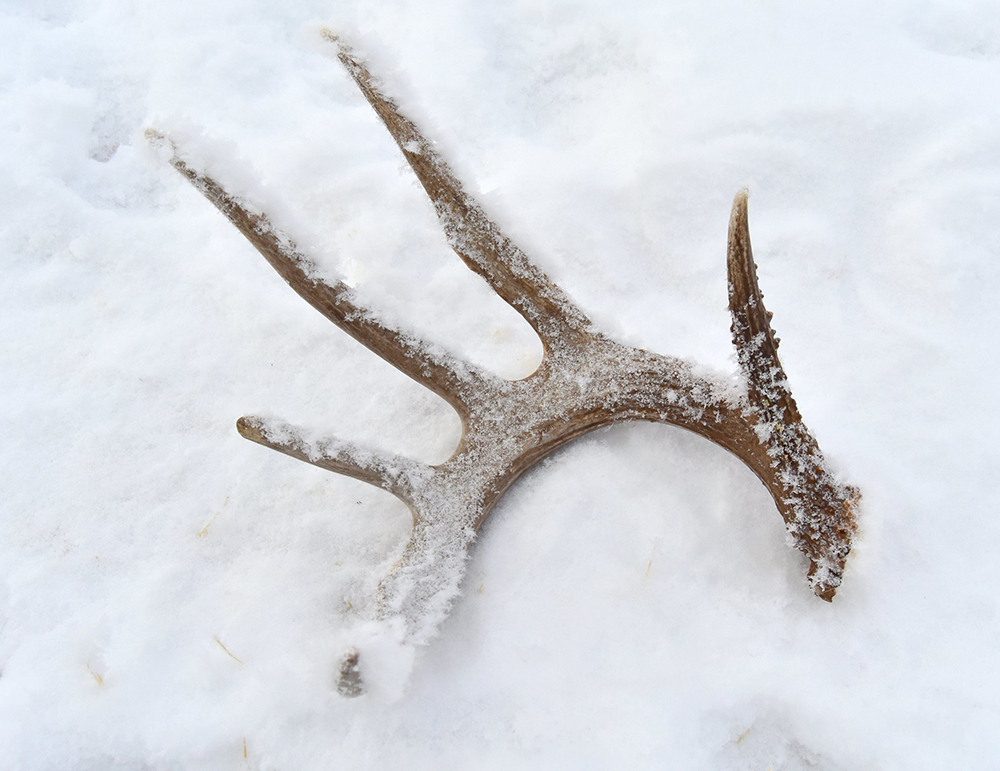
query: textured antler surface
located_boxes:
[156,34,859,696]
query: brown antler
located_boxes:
[155,34,859,696]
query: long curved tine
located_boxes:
[727,190,801,425]
[322,31,594,350]
[151,131,496,413]
[727,191,859,599]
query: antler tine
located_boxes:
[727,191,859,599]
[237,416,432,504]
[322,30,593,350]
[727,190,801,425]
[151,131,495,415]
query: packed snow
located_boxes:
[2,0,1000,768]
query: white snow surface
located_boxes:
[3,0,1000,768]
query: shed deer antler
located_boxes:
[156,33,859,697]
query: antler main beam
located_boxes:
[158,34,859,696]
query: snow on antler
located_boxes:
[154,34,859,697]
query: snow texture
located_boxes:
[3,0,1000,768]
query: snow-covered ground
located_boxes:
[3,0,1000,768]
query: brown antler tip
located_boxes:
[143,127,167,145]
[730,188,749,229]
[811,573,839,603]
[811,566,839,602]
[727,190,750,268]
[336,647,364,697]
[236,416,265,443]
[144,129,179,163]
[728,189,750,253]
